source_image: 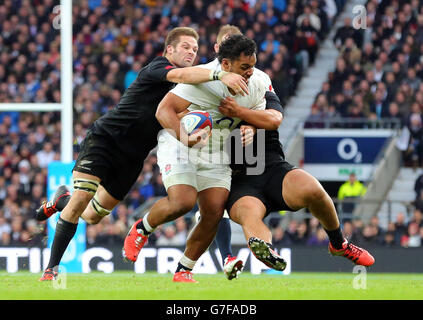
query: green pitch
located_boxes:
[1,271,422,300]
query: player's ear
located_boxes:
[221,58,231,71]
[214,43,220,53]
[166,45,174,55]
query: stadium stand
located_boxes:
[0,0,422,249]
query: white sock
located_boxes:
[139,212,155,233]
[179,254,197,270]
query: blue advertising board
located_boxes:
[303,130,393,181]
[47,161,86,272]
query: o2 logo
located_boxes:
[337,138,362,163]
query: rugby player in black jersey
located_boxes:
[36,27,249,281]
[218,91,375,270]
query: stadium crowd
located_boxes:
[1,0,422,249]
[305,0,423,169]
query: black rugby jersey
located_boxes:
[229,91,285,171]
[92,56,176,159]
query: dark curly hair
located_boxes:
[217,34,257,63]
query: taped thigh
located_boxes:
[73,178,99,196]
[90,193,112,217]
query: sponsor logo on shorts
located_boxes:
[79,160,93,166]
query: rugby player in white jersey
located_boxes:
[122,34,281,282]
[193,25,277,280]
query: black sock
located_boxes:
[136,219,151,236]
[215,218,233,265]
[324,227,344,250]
[47,217,78,269]
[175,262,192,273]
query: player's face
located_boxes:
[225,53,256,82]
[168,35,199,67]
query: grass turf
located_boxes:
[0,271,422,300]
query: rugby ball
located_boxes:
[181,111,213,135]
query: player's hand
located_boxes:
[220,73,249,96]
[240,125,256,146]
[188,128,211,148]
[219,97,242,118]
[180,127,211,148]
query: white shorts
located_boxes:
[157,130,232,192]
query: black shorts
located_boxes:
[73,130,149,200]
[226,161,297,216]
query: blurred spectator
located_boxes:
[337,172,367,219]
[401,222,421,247]
[354,224,380,247]
[0,213,11,245]
[410,208,423,227]
[156,223,185,246]
[414,190,423,213]
[394,212,409,242]
[306,226,329,246]
[342,220,354,240]
[414,173,423,200]
[293,220,309,245]
[285,219,298,243]
[381,231,397,247]
[272,226,292,246]
[404,112,423,167]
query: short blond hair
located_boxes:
[216,25,242,45]
[164,27,199,54]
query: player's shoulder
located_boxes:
[196,59,219,71]
[203,58,220,70]
[147,56,174,70]
[248,71,268,94]
[253,68,271,82]
[251,68,273,92]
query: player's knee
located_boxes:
[65,193,92,218]
[305,185,328,205]
[83,212,103,225]
[200,207,224,225]
[168,197,196,218]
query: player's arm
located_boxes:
[219,91,283,130]
[156,92,209,147]
[166,67,249,96]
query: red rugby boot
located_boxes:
[39,268,58,281]
[122,218,148,263]
[329,239,375,266]
[173,271,198,283]
[35,185,71,221]
[223,255,244,280]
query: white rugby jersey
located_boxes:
[205,58,275,93]
[169,61,267,158]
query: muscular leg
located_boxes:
[183,187,228,263]
[229,196,286,271]
[145,184,198,228]
[282,169,344,248]
[46,172,100,270]
[214,216,232,264]
[282,169,339,230]
[229,196,270,243]
[80,184,120,224]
